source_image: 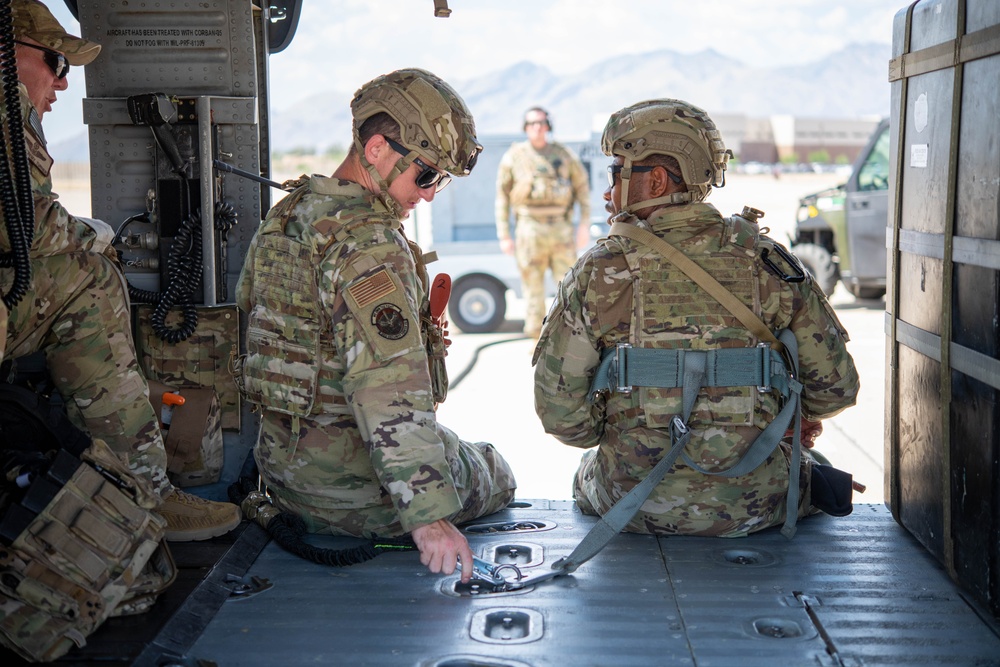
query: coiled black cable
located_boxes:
[128,207,201,343]
[126,200,237,343]
[226,466,417,567]
[0,0,36,309]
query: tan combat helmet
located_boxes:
[601,99,732,213]
[350,68,482,214]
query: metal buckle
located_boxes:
[615,343,632,395]
[671,416,688,436]
[757,342,771,393]
[459,556,512,586]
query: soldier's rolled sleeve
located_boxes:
[330,243,462,532]
[533,266,603,448]
[791,284,861,420]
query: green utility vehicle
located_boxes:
[791,118,890,299]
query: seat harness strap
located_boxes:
[523,224,808,587]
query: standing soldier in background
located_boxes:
[1,0,240,541]
[533,99,860,539]
[495,107,590,339]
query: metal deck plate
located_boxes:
[190,503,1000,666]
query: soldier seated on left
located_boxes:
[0,0,240,541]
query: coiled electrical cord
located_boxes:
[226,468,417,567]
[125,200,237,343]
[0,0,36,309]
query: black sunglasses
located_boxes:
[385,137,452,192]
[16,41,70,80]
[606,164,683,187]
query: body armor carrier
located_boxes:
[238,180,448,416]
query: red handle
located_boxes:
[430,273,451,321]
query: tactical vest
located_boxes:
[508,143,574,210]
[239,180,447,416]
[596,213,783,470]
[584,211,807,538]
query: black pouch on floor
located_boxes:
[810,464,854,517]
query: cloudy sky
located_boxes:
[265,0,903,108]
[43,0,904,143]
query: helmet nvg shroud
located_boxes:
[601,98,732,213]
[351,68,482,214]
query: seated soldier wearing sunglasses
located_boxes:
[2,0,242,541]
[236,68,516,582]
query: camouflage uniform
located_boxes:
[533,202,859,537]
[237,176,516,537]
[495,141,590,336]
[1,84,170,496]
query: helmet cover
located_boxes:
[601,99,730,202]
[351,68,481,176]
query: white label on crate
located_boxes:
[914,93,928,132]
[911,144,929,168]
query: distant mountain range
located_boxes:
[49,42,891,162]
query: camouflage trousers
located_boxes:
[572,442,816,537]
[2,251,171,498]
[257,416,516,538]
[514,217,575,337]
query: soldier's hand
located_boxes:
[441,317,452,350]
[786,418,823,448]
[411,519,474,582]
[500,238,515,255]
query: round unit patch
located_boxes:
[371,303,409,340]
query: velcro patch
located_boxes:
[348,269,396,308]
[370,303,410,340]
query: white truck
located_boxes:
[417,134,608,333]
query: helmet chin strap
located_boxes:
[354,135,411,220]
[618,157,694,217]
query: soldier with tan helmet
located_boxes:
[495,107,591,339]
[533,99,860,538]
[1,0,240,542]
[237,68,516,579]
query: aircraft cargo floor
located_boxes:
[29,501,997,667]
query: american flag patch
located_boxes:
[348,269,396,307]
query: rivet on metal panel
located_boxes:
[749,617,808,640]
[714,548,779,568]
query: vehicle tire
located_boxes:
[850,285,886,300]
[793,243,838,296]
[449,275,507,334]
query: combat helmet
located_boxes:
[350,68,482,214]
[601,99,732,212]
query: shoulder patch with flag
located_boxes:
[348,269,396,308]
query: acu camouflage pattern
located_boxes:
[0,439,169,662]
[135,304,241,431]
[236,176,515,535]
[0,86,111,261]
[495,141,590,335]
[149,380,223,488]
[2,85,171,498]
[533,202,859,537]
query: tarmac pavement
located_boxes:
[437,283,888,505]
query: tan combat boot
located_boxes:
[157,489,242,542]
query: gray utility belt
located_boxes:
[589,343,793,399]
